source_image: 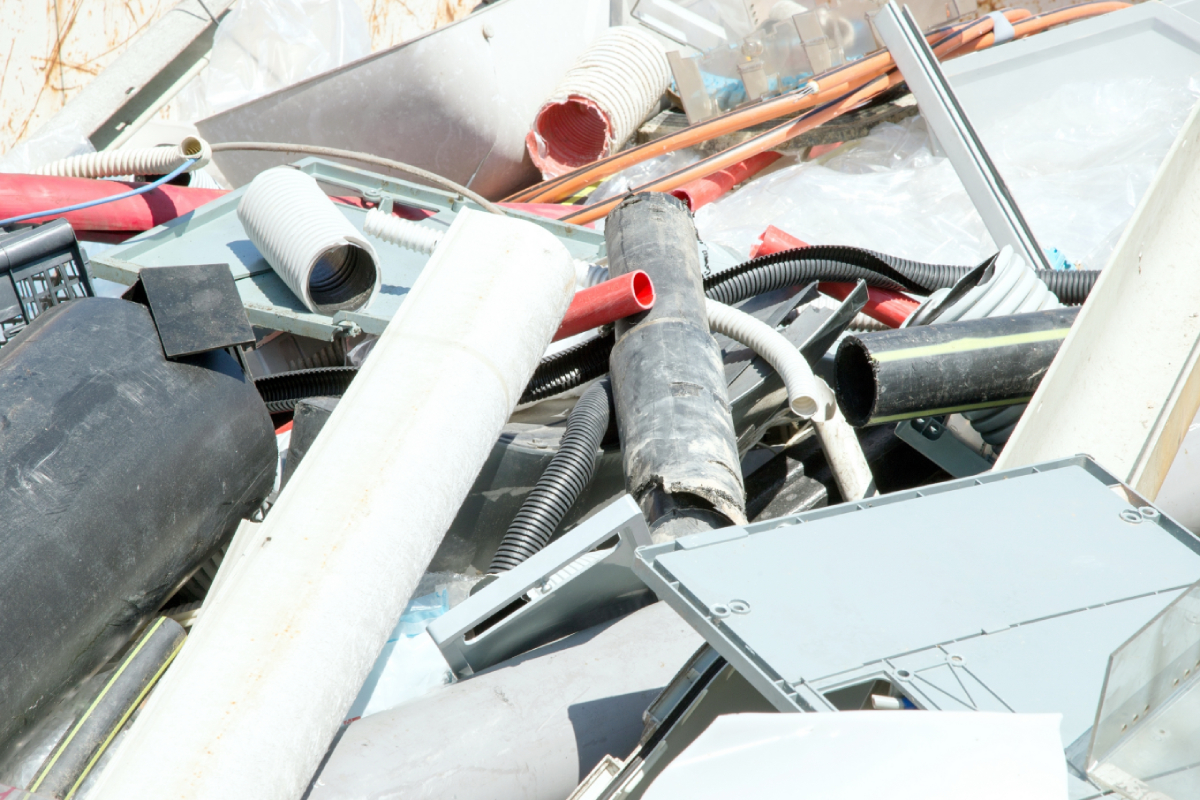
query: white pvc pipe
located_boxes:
[526,26,670,178]
[813,393,877,502]
[90,209,576,800]
[239,167,381,314]
[35,135,212,177]
[705,298,831,419]
[703,298,875,501]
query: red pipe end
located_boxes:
[553,270,656,341]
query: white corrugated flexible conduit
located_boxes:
[905,245,1062,446]
[364,208,603,293]
[705,298,876,501]
[526,26,671,178]
[239,167,381,315]
[35,136,212,178]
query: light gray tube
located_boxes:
[308,602,702,800]
[238,167,381,314]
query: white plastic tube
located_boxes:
[526,26,670,178]
[90,209,577,800]
[704,298,874,501]
[34,135,212,177]
[238,167,381,314]
[705,298,831,418]
[364,208,604,293]
[363,208,442,255]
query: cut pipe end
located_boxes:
[834,337,877,428]
[309,243,378,314]
[789,395,820,419]
[179,135,212,171]
[631,270,654,309]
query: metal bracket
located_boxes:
[874,3,1051,272]
[427,494,654,678]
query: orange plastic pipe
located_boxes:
[506,11,1021,205]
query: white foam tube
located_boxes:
[89,209,577,800]
[705,298,832,419]
[239,167,381,315]
[526,26,670,178]
[364,207,604,293]
[35,135,212,177]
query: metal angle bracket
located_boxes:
[874,3,1052,272]
[427,494,655,678]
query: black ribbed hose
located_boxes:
[522,247,1099,403]
[703,246,1098,306]
[254,366,358,413]
[490,378,613,572]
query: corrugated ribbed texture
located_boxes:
[527,26,670,178]
[238,167,380,314]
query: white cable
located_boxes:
[705,298,831,419]
[238,167,381,314]
[35,136,212,178]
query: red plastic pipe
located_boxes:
[747,224,918,328]
[818,280,919,328]
[670,151,781,212]
[554,270,654,341]
[750,224,808,258]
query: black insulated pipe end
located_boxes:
[834,337,878,428]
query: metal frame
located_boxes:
[427,495,654,678]
[874,2,1051,272]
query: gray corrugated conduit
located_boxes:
[238,167,381,315]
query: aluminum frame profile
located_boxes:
[30,0,235,152]
[874,2,1052,272]
[428,495,654,678]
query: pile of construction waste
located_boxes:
[4,0,1200,798]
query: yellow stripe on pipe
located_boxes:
[871,328,1071,364]
[870,396,1032,424]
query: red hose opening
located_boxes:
[528,95,612,177]
[632,271,655,308]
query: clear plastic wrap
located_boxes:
[343,572,480,723]
[695,76,1200,270]
[0,121,95,174]
[176,0,371,122]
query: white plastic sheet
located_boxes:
[176,0,371,123]
[642,712,1067,800]
[0,121,94,174]
[695,76,1200,269]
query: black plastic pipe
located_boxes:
[490,379,613,572]
[0,298,276,748]
[606,193,745,541]
[255,365,358,413]
[27,617,186,799]
[834,307,1078,427]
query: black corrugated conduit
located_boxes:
[254,366,358,413]
[703,246,1098,306]
[490,379,613,572]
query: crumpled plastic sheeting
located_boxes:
[0,121,95,174]
[586,148,704,206]
[696,76,1200,269]
[176,0,371,123]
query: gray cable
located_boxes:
[210,142,506,215]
